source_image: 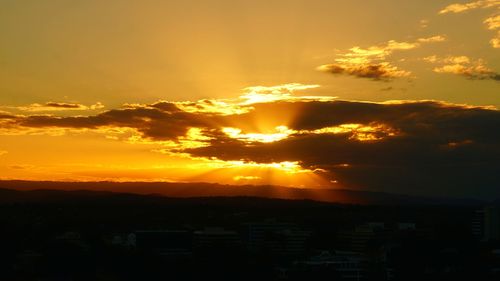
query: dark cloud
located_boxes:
[318,63,410,80]
[184,100,500,198]
[44,102,83,109]
[8,103,209,140]
[13,102,105,111]
[466,72,500,81]
[0,112,16,119]
[149,101,182,112]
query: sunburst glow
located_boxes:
[222,126,294,143]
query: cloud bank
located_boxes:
[1,87,499,198]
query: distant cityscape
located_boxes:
[2,188,500,280]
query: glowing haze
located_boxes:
[0,1,499,198]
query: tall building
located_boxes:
[472,209,485,240]
[484,207,500,241]
[472,207,500,241]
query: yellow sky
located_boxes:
[0,1,499,194]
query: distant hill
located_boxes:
[0,180,485,206]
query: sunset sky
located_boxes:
[1,0,499,198]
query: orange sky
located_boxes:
[0,1,499,197]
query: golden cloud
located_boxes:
[417,35,447,43]
[484,14,500,29]
[426,55,500,80]
[439,0,500,14]
[491,31,500,47]
[318,37,445,81]
[484,15,500,48]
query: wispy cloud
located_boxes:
[419,19,430,29]
[239,83,321,104]
[0,150,7,156]
[417,35,447,43]
[172,83,329,116]
[14,102,105,112]
[484,15,500,47]
[439,0,500,14]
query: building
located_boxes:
[472,207,500,241]
[472,209,485,240]
[484,207,500,241]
